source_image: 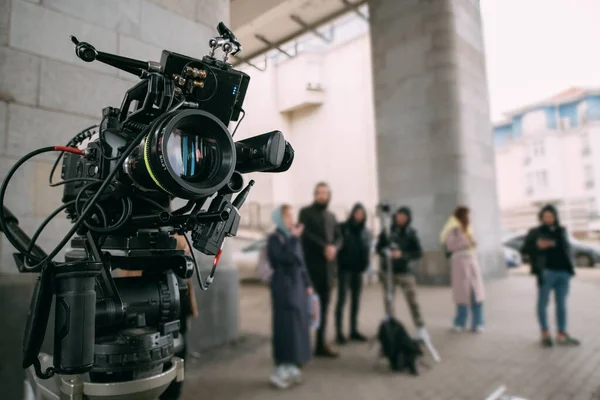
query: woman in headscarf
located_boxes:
[268,204,314,389]
[440,206,485,333]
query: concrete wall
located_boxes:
[0,0,234,397]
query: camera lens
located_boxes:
[124,110,236,199]
[165,129,221,184]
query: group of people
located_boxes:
[266,182,582,389]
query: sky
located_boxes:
[480,0,600,122]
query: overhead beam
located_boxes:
[233,0,367,67]
[255,34,296,58]
[342,0,368,21]
[290,14,333,43]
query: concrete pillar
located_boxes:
[368,0,505,284]
[0,0,233,396]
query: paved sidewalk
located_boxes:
[182,274,600,400]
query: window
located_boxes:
[585,165,595,189]
[581,133,591,156]
[526,173,533,195]
[536,170,548,188]
[590,197,599,218]
[529,140,545,158]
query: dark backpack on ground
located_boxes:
[377,317,423,375]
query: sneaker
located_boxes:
[451,325,464,333]
[541,334,553,348]
[472,326,485,333]
[285,365,303,384]
[556,333,581,346]
[269,366,291,389]
[336,334,347,345]
[349,332,368,342]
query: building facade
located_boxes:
[235,9,380,230]
[494,88,600,235]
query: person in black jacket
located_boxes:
[335,203,371,344]
[299,182,343,358]
[375,207,426,335]
[521,204,580,348]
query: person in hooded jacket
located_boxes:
[375,207,427,338]
[521,204,580,348]
[335,203,371,344]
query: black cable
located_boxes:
[181,61,219,103]
[25,201,75,268]
[93,197,132,233]
[74,182,108,228]
[49,125,97,186]
[24,197,109,269]
[231,108,245,137]
[27,127,150,270]
[50,177,105,188]
[199,63,219,102]
[0,147,72,258]
[183,232,208,291]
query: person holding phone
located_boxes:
[522,204,580,348]
[268,204,315,389]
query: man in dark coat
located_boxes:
[375,207,425,334]
[299,182,343,358]
[521,204,580,348]
[335,203,371,344]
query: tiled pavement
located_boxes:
[182,271,600,400]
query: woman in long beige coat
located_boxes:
[440,206,485,333]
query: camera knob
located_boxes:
[75,42,97,63]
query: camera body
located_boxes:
[0,23,296,396]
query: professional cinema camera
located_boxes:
[0,22,294,399]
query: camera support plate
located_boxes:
[24,354,184,400]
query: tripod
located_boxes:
[376,206,441,363]
[18,228,192,400]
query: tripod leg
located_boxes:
[420,330,441,363]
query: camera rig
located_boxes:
[0,22,294,399]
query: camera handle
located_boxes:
[70,36,160,77]
[0,208,108,380]
[209,22,242,62]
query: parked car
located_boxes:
[504,246,522,268]
[503,232,600,267]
